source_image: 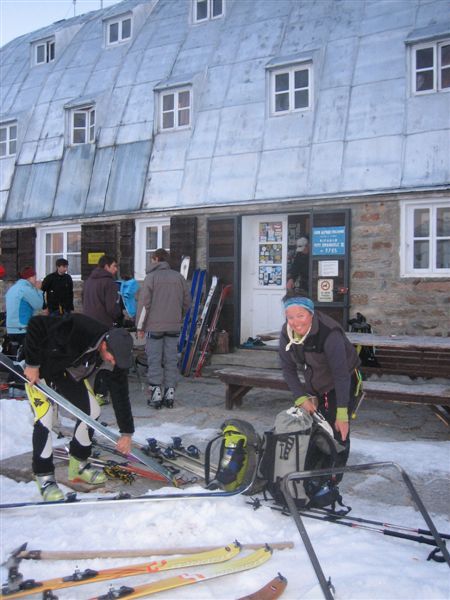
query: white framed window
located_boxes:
[33,37,55,65]
[0,121,17,158]
[159,88,191,131]
[401,200,450,277]
[135,218,170,280]
[70,106,95,145]
[270,63,312,115]
[193,0,224,22]
[412,40,450,94]
[106,15,132,45]
[36,225,82,280]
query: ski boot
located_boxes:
[162,387,175,408]
[68,456,107,485]
[35,473,64,502]
[147,385,163,409]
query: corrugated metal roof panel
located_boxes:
[5,162,59,221]
[85,146,114,214]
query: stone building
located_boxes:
[0,0,449,342]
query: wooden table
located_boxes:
[346,333,450,351]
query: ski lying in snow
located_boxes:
[14,542,294,561]
[237,573,288,600]
[89,546,273,600]
[0,353,176,486]
[0,544,241,599]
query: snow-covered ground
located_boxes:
[1,399,449,599]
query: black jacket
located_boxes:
[279,310,360,410]
[83,268,122,327]
[24,314,134,434]
[41,271,74,312]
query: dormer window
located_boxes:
[193,0,224,23]
[70,106,95,145]
[34,37,55,65]
[412,40,450,94]
[159,88,191,131]
[106,14,132,46]
[269,63,312,115]
[0,121,17,157]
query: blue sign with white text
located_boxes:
[312,226,346,255]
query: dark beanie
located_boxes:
[105,328,133,369]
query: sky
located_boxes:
[0,0,123,47]
[1,399,450,599]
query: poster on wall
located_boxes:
[258,221,283,286]
[259,265,282,286]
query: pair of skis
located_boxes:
[1,542,275,600]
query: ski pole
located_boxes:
[307,507,450,541]
[299,511,445,548]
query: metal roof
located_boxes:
[1,0,449,224]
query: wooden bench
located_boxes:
[215,367,450,421]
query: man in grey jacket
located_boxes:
[136,248,191,408]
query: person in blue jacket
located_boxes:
[5,266,44,346]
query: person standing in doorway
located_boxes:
[41,258,74,316]
[136,249,191,408]
[287,237,310,291]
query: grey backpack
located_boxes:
[257,407,313,507]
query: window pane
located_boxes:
[146,227,158,250]
[0,128,6,142]
[49,42,55,61]
[436,240,450,269]
[46,256,53,274]
[178,108,190,126]
[67,231,81,252]
[67,254,81,275]
[73,129,85,144]
[51,233,63,253]
[109,22,119,43]
[416,47,433,69]
[163,94,174,110]
[442,67,450,89]
[275,72,289,92]
[163,113,174,129]
[275,92,289,112]
[9,140,16,154]
[413,240,429,268]
[437,207,450,236]
[414,208,429,237]
[73,112,86,128]
[162,225,170,249]
[295,89,309,109]
[36,44,45,63]
[122,18,131,39]
[178,91,190,108]
[294,69,308,88]
[0,142,5,157]
[196,0,208,20]
[441,44,450,67]
[416,70,433,91]
[145,253,152,273]
[10,125,17,140]
[212,0,223,17]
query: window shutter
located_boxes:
[0,229,18,281]
[119,220,135,278]
[0,228,36,281]
[170,216,197,276]
[81,223,118,280]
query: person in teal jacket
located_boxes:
[5,266,44,345]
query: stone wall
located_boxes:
[350,200,450,336]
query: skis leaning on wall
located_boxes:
[180,269,206,373]
[181,275,219,376]
[194,283,233,377]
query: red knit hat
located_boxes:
[20,266,36,279]
[0,265,5,278]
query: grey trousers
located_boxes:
[145,331,179,389]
